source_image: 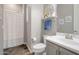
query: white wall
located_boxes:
[74,5,79,33]
[31,4,43,43]
[25,5,32,52]
[0,5,3,54]
[3,5,24,49]
[24,4,43,52]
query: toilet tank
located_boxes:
[32,37,39,45]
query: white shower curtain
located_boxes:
[3,5,24,49]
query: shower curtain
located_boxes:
[3,5,24,49]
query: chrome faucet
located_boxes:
[65,33,73,39]
[74,30,78,34]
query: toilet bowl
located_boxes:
[32,37,46,55]
[33,43,46,53]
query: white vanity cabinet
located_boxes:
[46,40,76,55]
[59,48,75,55]
[46,41,59,55]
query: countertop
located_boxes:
[45,35,79,54]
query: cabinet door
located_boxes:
[59,48,75,55]
[46,41,58,55]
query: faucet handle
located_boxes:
[65,33,73,39]
[74,30,78,34]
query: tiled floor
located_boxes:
[4,44,33,55]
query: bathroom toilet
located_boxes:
[32,37,46,55]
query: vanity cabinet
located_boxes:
[46,41,59,55]
[59,48,75,55]
[46,41,76,55]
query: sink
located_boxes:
[73,38,79,43]
[45,35,79,44]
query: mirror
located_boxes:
[57,4,74,34]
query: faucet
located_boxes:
[74,30,78,34]
[65,33,73,40]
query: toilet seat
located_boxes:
[33,43,46,53]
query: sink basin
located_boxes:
[73,38,79,43]
[45,35,79,44]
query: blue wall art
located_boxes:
[44,18,52,30]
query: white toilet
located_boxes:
[32,37,46,55]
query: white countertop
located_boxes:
[45,36,79,54]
